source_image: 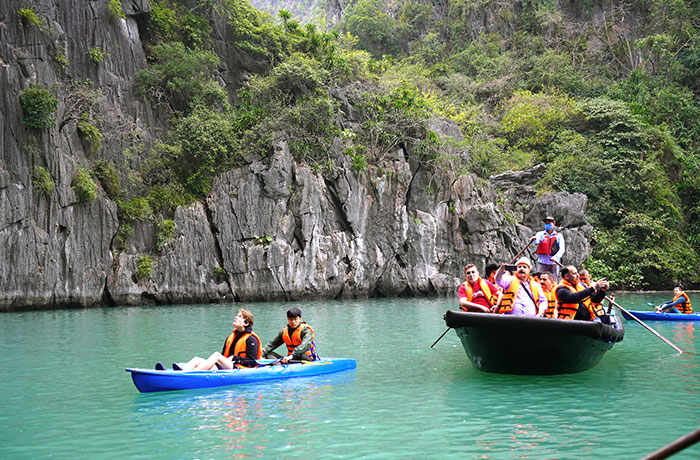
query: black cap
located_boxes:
[543,216,555,222]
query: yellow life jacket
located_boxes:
[282,323,319,361]
[497,277,540,314]
[673,291,693,314]
[542,288,557,318]
[555,280,604,320]
[460,278,499,311]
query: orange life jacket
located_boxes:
[460,278,499,311]
[222,330,262,367]
[555,280,604,320]
[673,291,693,314]
[497,277,541,314]
[536,232,559,256]
[283,323,319,361]
[542,288,557,318]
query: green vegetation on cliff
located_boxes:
[127,0,699,289]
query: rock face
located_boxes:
[0,0,594,310]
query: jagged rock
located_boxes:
[0,1,598,309]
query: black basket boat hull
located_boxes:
[444,310,624,375]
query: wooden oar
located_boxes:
[606,296,684,354]
[509,239,534,264]
[430,327,451,348]
[431,240,534,348]
[640,426,700,460]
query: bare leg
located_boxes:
[192,352,233,371]
[180,356,207,371]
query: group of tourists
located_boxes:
[154,307,319,371]
[458,216,693,320]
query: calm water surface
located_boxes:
[1,294,698,459]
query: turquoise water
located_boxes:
[1,294,698,459]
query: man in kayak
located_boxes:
[160,308,262,371]
[458,264,502,313]
[656,287,693,314]
[262,307,319,363]
[539,273,557,317]
[555,266,609,321]
[494,257,547,316]
[530,216,565,282]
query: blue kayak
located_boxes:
[620,310,700,322]
[126,358,357,393]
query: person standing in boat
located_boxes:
[161,308,262,371]
[656,287,693,314]
[494,257,547,316]
[530,216,565,282]
[458,264,503,313]
[539,273,558,317]
[262,307,319,363]
[555,266,608,321]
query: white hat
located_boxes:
[515,257,532,269]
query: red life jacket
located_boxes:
[282,323,319,361]
[673,291,693,314]
[460,278,499,311]
[222,329,262,366]
[536,232,560,256]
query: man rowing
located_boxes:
[458,264,502,312]
[656,287,693,314]
[494,257,547,316]
[262,307,319,363]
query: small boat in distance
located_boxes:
[620,310,700,322]
[444,310,624,375]
[126,358,357,393]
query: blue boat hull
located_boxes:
[126,358,357,393]
[620,310,700,322]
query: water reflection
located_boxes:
[131,371,357,457]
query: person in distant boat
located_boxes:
[555,266,608,321]
[458,264,503,313]
[160,308,261,371]
[494,257,547,316]
[656,287,693,314]
[578,269,591,288]
[530,216,565,282]
[539,273,557,318]
[262,307,319,363]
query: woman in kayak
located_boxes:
[656,287,693,314]
[157,308,262,371]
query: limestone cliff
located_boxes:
[0,0,591,310]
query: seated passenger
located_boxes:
[539,273,557,318]
[494,257,547,316]
[656,287,693,314]
[160,308,261,371]
[578,269,592,288]
[555,266,608,321]
[262,307,319,363]
[458,264,502,313]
